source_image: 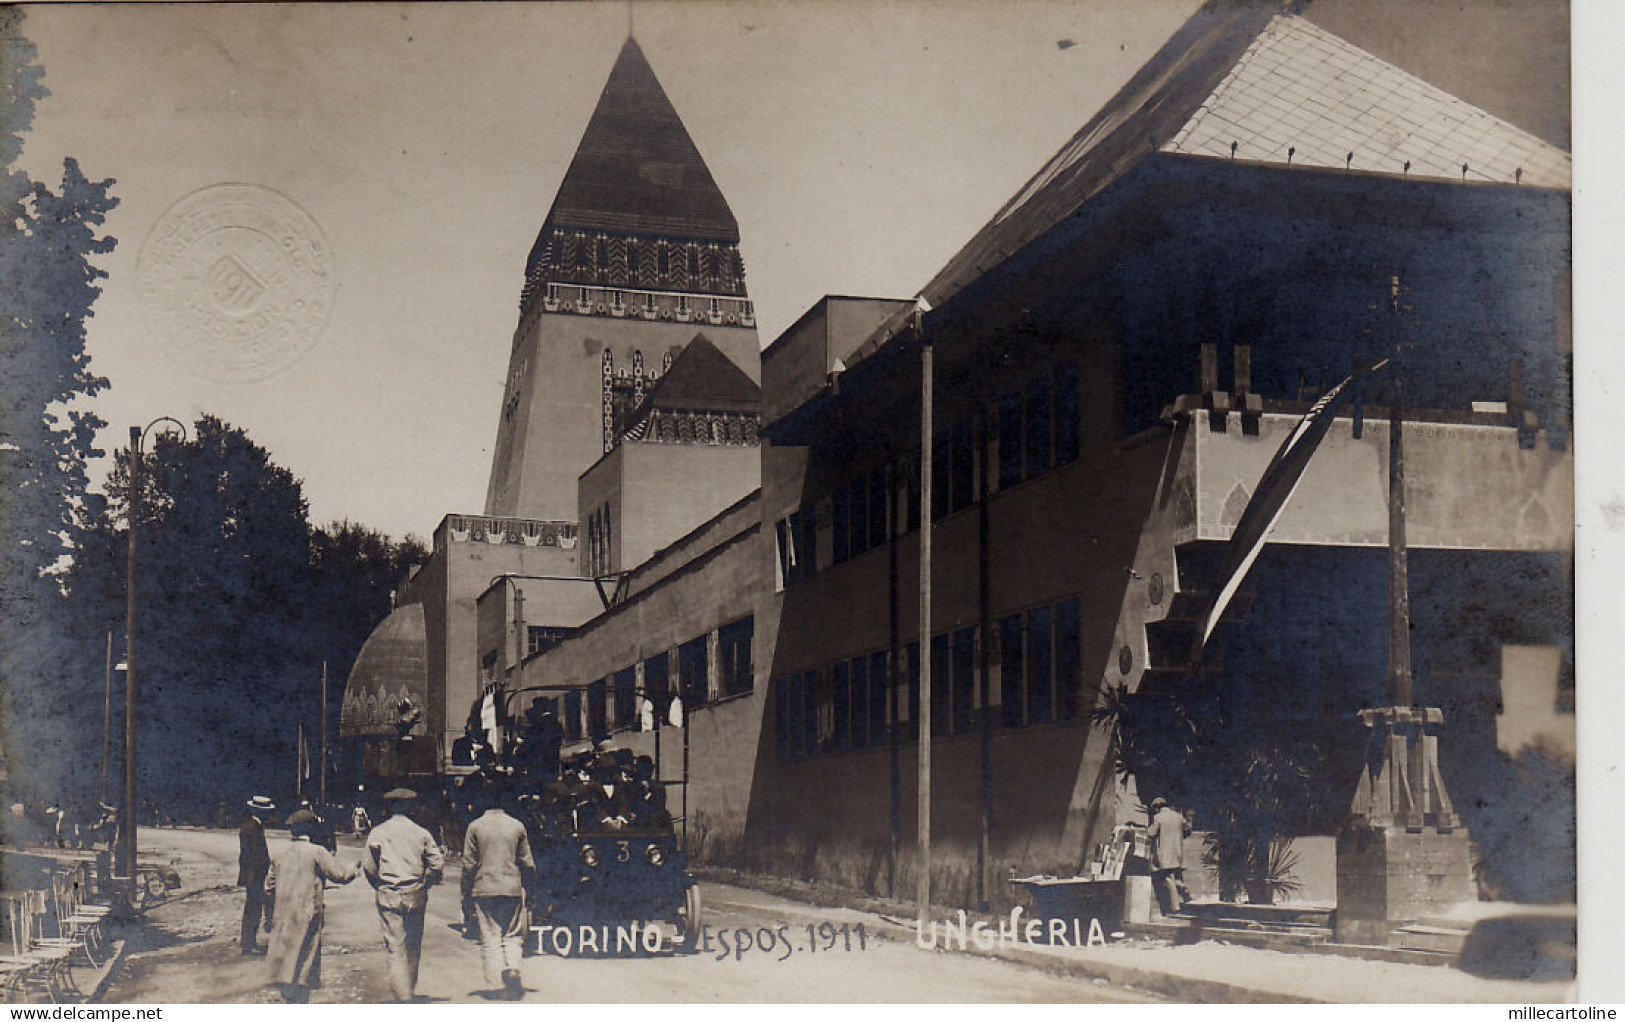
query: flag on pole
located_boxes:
[1191,356,1390,661]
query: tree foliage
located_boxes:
[0,8,118,799]
[68,418,426,815]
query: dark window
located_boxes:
[868,467,889,550]
[775,518,790,585]
[1000,614,1024,728]
[776,677,793,759]
[644,654,671,727]
[904,642,920,740]
[777,511,816,585]
[998,395,1022,490]
[950,419,974,513]
[931,431,949,521]
[788,675,806,759]
[796,510,817,578]
[1028,606,1054,725]
[719,616,754,697]
[831,485,850,564]
[564,689,583,742]
[688,246,700,277]
[1055,364,1079,466]
[658,245,670,276]
[800,669,820,757]
[831,661,851,752]
[612,668,636,730]
[626,240,640,276]
[929,634,950,739]
[679,636,708,709]
[1056,599,1082,721]
[952,627,976,735]
[851,655,872,748]
[868,651,889,745]
[850,477,869,557]
[1025,377,1052,479]
[587,679,608,738]
[903,451,922,533]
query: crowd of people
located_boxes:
[3,799,122,851]
[235,738,678,1004]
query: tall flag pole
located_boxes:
[1385,276,1414,707]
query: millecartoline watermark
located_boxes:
[915,907,1107,951]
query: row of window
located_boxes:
[773,598,1085,759]
[557,235,744,286]
[778,365,1081,588]
[586,502,613,577]
[549,616,756,744]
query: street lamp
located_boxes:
[120,416,185,885]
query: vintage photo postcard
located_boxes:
[0,0,1600,1006]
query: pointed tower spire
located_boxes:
[517,38,745,320]
[488,36,759,522]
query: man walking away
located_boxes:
[265,809,359,1002]
[362,788,443,1002]
[1148,796,1193,916]
[462,777,534,1000]
[239,796,275,954]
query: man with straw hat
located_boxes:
[238,795,275,954]
[362,788,443,1001]
[264,808,358,1002]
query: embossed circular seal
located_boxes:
[138,184,335,383]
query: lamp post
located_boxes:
[121,417,185,884]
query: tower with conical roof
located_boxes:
[484,37,760,522]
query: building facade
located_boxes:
[346,1,1574,917]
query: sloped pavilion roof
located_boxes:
[918,1,1571,313]
[544,37,739,242]
[1162,15,1571,188]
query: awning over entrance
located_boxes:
[339,602,429,739]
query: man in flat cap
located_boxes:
[239,796,275,954]
[362,788,444,1002]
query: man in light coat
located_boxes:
[462,778,535,1000]
[265,809,358,1003]
[362,789,444,1002]
[1148,796,1193,916]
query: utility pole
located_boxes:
[320,661,329,806]
[121,426,140,882]
[100,631,112,805]
[917,323,934,933]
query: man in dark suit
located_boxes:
[239,795,275,954]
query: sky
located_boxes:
[14,0,1572,543]
[14,0,1200,540]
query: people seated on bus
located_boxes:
[510,703,563,780]
[587,761,635,829]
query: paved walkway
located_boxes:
[701,869,1581,1003]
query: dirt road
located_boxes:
[100,826,1157,1003]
